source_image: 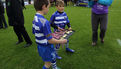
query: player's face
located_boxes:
[43,3,50,15]
[56,5,64,12]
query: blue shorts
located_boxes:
[37,44,56,62]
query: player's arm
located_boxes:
[50,14,58,29]
[48,37,67,44]
[67,22,72,30]
[50,22,64,31]
[50,14,64,31]
[50,22,58,29]
[44,21,67,44]
[66,15,72,30]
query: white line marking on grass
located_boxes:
[117,39,121,46]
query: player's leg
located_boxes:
[51,59,58,69]
[43,62,51,69]
[51,60,61,69]
[43,61,60,69]
[100,14,108,43]
[55,44,62,59]
[51,50,60,69]
[91,12,100,46]
[38,45,60,69]
[65,40,75,53]
[37,45,51,69]
[43,49,59,69]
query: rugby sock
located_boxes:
[55,44,60,54]
[42,66,49,69]
[51,60,58,69]
[55,44,60,49]
[65,40,69,48]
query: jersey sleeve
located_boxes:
[50,14,55,25]
[50,13,58,29]
[43,21,53,40]
[66,14,70,24]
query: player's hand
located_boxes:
[60,39,67,44]
[68,27,72,31]
[58,27,64,31]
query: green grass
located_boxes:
[0,0,121,69]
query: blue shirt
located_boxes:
[32,13,52,46]
[50,11,70,31]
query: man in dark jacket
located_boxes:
[0,0,8,29]
[6,0,32,47]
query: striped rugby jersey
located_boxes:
[50,11,70,31]
[32,13,52,46]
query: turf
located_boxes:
[0,0,121,69]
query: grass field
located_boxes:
[0,0,121,69]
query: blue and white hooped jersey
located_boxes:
[32,13,52,46]
[50,11,70,30]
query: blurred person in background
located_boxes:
[0,0,8,29]
[5,0,32,47]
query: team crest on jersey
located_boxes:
[40,18,46,26]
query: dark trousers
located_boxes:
[91,12,108,42]
[0,14,8,28]
[13,25,32,44]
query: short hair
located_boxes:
[56,0,64,6]
[34,0,49,11]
